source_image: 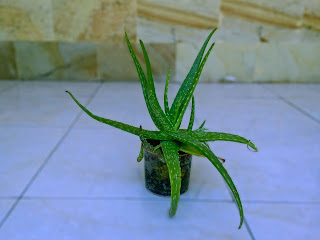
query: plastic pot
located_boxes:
[143,141,192,196]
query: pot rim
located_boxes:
[143,146,190,157]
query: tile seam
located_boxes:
[260,85,320,125]
[0,82,103,229]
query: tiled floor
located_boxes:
[0,81,319,240]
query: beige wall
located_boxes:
[0,0,319,82]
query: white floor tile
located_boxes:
[262,84,320,98]
[262,84,320,122]
[0,199,251,240]
[195,83,274,99]
[0,81,18,92]
[0,200,14,221]
[189,97,320,201]
[286,96,320,122]
[76,82,179,130]
[1,81,319,238]
[25,128,232,200]
[0,127,65,196]
[0,90,89,127]
[12,81,100,97]
[244,203,320,240]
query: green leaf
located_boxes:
[167,131,244,229]
[161,141,181,217]
[178,143,205,157]
[66,91,171,141]
[125,32,168,131]
[198,120,206,129]
[187,96,195,131]
[137,145,144,162]
[174,42,215,129]
[192,131,258,151]
[169,28,216,123]
[164,68,171,116]
[139,126,164,160]
[139,40,174,131]
[172,96,182,128]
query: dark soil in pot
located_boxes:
[143,139,192,196]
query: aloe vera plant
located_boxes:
[66,29,258,229]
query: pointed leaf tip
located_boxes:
[238,218,243,229]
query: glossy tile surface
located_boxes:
[0,81,98,127]
[26,127,232,200]
[0,127,65,196]
[262,83,320,121]
[0,200,14,221]
[244,203,320,240]
[0,200,251,240]
[0,81,319,239]
[194,86,320,201]
[0,80,18,92]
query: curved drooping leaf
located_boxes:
[191,131,258,151]
[66,91,171,140]
[161,141,181,217]
[167,130,244,229]
[174,42,215,130]
[164,68,171,116]
[139,40,173,131]
[187,96,195,131]
[169,28,216,122]
[137,145,144,162]
[125,32,171,131]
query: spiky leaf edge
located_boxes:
[161,141,182,217]
[167,130,244,229]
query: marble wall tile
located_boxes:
[220,0,304,29]
[0,42,18,79]
[137,0,219,43]
[176,42,257,82]
[218,0,307,43]
[303,0,320,32]
[14,42,62,80]
[97,42,176,81]
[53,0,136,42]
[299,28,320,43]
[0,0,54,41]
[14,42,97,80]
[214,16,261,42]
[216,15,302,43]
[45,42,97,81]
[139,0,221,19]
[254,43,320,82]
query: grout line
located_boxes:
[243,217,256,240]
[261,85,320,125]
[0,125,69,129]
[241,200,320,205]
[1,196,319,205]
[15,196,235,203]
[225,185,256,240]
[0,83,103,229]
[278,95,320,124]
